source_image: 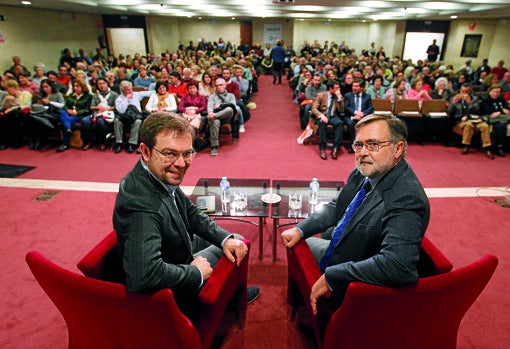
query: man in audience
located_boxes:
[343,79,374,152]
[448,83,494,159]
[168,72,188,99]
[56,65,72,92]
[113,113,259,319]
[490,60,507,81]
[500,71,510,93]
[133,66,155,91]
[281,114,429,313]
[207,78,237,156]
[114,80,151,154]
[311,80,345,160]
[9,56,30,76]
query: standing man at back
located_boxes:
[426,39,440,62]
[270,40,287,85]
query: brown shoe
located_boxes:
[82,143,91,151]
[461,146,469,154]
[331,148,338,159]
[485,150,495,160]
[320,150,327,160]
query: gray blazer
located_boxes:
[113,160,231,295]
[298,159,430,303]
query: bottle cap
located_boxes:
[312,177,318,181]
[221,176,227,180]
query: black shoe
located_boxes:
[56,144,68,153]
[497,149,505,157]
[127,144,136,153]
[247,286,261,304]
[114,143,123,153]
[0,143,7,150]
[64,128,73,136]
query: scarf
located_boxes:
[158,93,169,108]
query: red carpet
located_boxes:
[0,75,509,348]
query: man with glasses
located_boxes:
[281,114,429,313]
[207,78,237,156]
[114,113,260,318]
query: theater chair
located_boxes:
[287,236,498,349]
[26,231,250,349]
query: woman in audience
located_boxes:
[17,72,40,96]
[27,79,65,150]
[431,77,454,106]
[407,78,432,101]
[0,79,32,149]
[384,78,408,104]
[31,63,47,86]
[80,77,118,151]
[178,80,206,129]
[56,79,92,152]
[366,75,386,99]
[199,72,215,98]
[144,81,177,114]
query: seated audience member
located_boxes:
[448,83,494,159]
[9,56,31,77]
[500,71,510,93]
[178,80,206,129]
[431,77,454,106]
[452,72,470,93]
[113,69,132,93]
[46,70,68,95]
[474,58,491,82]
[190,65,203,82]
[281,114,429,313]
[222,67,248,133]
[232,65,251,103]
[56,80,92,152]
[261,55,273,75]
[181,67,195,84]
[340,73,354,96]
[199,72,215,98]
[66,70,92,96]
[27,79,65,150]
[207,78,237,156]
[384,78,408,104]
[365,75,386,99]
[0,79,32,149]
[343,79,374,150]
[17,72,40,96]
[480,73,499,92]
[301,73,327,129]
[133,66,155,91]
[113,114,259,319]
[168,71,188,99]
[145,81,178,115]
[480,84,510,157]
[407,78,432,101]
[311,80,345,160]
[114,81,152,154]
[56,64,72,91]
[81,77,118,151]
[31,63,47,86]
[490,60,507,81]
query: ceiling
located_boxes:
[2,0,510,21]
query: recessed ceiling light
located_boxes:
[21,1,32,5]
[451,15,458,19]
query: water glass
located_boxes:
[288,192,303,211]
[232,191,248,211]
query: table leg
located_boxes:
[272,218,279,261]
[258,217,263,260]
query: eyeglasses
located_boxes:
[352,140,393,153]
[152,147,196,163]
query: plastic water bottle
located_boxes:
[220,177,230,204]
[309,178,320,204]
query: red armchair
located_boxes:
[26,231,250,349]
[287,236,498,349]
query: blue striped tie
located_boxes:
[319,179,371,272]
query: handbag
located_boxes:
[117,104,142,123]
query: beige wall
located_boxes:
[0,6,102,73]
[1,5,509,74]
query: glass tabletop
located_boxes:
[271,180,345,220]
[190,178,270,217]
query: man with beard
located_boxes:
[281,115,429,313]
[113,114,260,318]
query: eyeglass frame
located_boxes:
[352,140,393,153]
[152,147,196,163]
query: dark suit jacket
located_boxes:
[297,159,429,304]
[343,92,374,117]
[113,160,231,296]
[311,91,344,121]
